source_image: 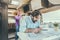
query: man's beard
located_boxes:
[33,20,37,23]
[32,18,37,23]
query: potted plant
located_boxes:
[54,23,59,31]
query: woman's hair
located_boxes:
[13,11,17,16]
[31,10,41,17]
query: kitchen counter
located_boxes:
[17,28,60,40]
[8,18,15,23]
[8,18,15,29]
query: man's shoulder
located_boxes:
[23,16,30,18]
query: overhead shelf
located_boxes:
[8,14,15,17]
[49,0,60,4]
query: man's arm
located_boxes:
[25,28,35,33]
[33,20,42,33]
[19,16,33,33]
[19,16,27,32]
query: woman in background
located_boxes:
[14,10,21,40]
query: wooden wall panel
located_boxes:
[0,3,8,40]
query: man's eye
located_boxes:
[36,17,38,18]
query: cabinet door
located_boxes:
[41,0,49,8]
[0,13,2,34]
[0,13,2,25]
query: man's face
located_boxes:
[33,15,40,21]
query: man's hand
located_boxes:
[25,28,33,33]
[33,28,39,33]
[33,28,42,33]
[25,28,42,33]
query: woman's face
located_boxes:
[17,10,21,16]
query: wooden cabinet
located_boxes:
[0,0,9,4]
[41,0,49,8]
[0,3,8,40]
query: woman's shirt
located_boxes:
[15,15,21,26]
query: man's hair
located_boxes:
[31,10,41,17]
[27,11,32,16]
